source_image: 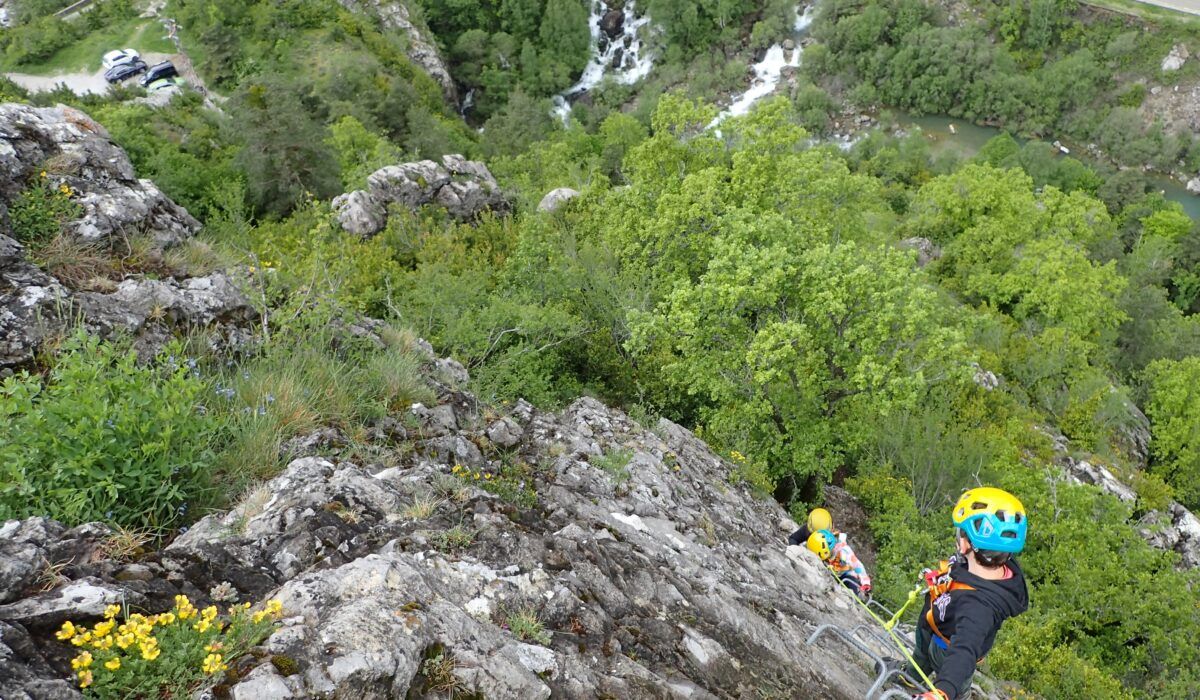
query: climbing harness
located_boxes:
[921,560,985,660]
[806,563,939,699]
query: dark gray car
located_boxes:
[139,61,179,87]
[104,59,148,84]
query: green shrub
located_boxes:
[0,331,218,531]
[1142,357,1200,508]
[989,616,1133,700]
[8,176,82,246]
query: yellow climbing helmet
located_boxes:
[806,529,836,561]
[952,487,1028,554]
[807,507,832,533]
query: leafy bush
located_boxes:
[1142,357,1200,507]
[0,332,218,531]
[8,176,82,246]
[57,596,283,697]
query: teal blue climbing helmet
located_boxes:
[952,487,1028,554]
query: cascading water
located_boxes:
[711,4,815,127]
[552,0,655,124]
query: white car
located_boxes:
[102,49,141,70]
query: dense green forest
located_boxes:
[4,0,1200,698]
[805,0,1200,175]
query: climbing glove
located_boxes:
[913,690,948,700]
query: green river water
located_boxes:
[891,113,1200,221]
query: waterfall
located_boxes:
[711,4,815,128]
[552,0,655,124]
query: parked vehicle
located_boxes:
[138,61,179,88]
[104,59,148,84]
[101,49,140,70]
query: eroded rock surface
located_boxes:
[335,0,458,105]
[0,102,252,372]
[1,353,903,699]
[0,103,199,248]
[333,155,509,236]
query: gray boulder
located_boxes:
[1,346,989,698]
[1163,43,1189,72]
[1141,503,1200,569]
[335,155,509,236]
[0,103,199,248]
[0,234,72,372]
[900,236,942,267]
[331,190,387,237]
[600,9,624,39]
[537,187,581,213]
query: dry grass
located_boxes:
[94,526,152,562]
[401,494,442,521]
[33,235,114,289]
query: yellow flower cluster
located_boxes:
[729,450,748,464]
[251,599,284,624]
[56,596,286,690]
[202,652,227,674]
[451,463,495,481]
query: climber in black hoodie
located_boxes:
[899,487,1030,700]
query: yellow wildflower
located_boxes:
[202,605,218,621]
[70,631,92,647]
[140,638,160,661]
[70,652,93,669]
[115,633,135,649]
[202,653,227,674]
[204,641,224,653]
[78,669,93,688]
[194,618,212,633]
[103,604,121,619]
[56,621,76,641]
[158,612,175,625]
[251,610,267,624]
[91,635,113,651]
[265,599,283,617]
[473,473,481,480]
[40,170,47,179]
[104,657,120,671]
[93,620,114,637]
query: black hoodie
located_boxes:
[921,555,1029,699]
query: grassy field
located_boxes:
[1083,0,1200,23]
[1,18,175,74]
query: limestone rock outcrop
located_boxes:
[0,103,251,372]
[0,103,199,248]
[333,155,509,236]
[336,0,458,105]
[0,346,917,699]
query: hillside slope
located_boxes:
[3,344,943,699]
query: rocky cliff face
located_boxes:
[0,103,251,373]
[0,338,919,699]
[337,0,458,105]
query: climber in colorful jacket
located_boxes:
[901,487,1030,700]
[787,507,834,546]
[805,528,872,601]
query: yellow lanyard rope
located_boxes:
[822,566,939,695]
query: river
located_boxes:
[892,113,1200,221]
